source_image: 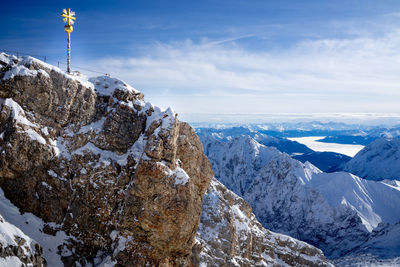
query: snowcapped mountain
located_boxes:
[343,137,400,181]
[201,134,400,259]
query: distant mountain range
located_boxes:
[197,127,351,172]
[195,122,400,145]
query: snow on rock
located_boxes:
[0,53,92,87]
[196,178,332,267]
[201,135,281,196]
[23,128,47,145]
[0,188,62,266]
[171,166,190,185]
[343,137,400,181]
[0,52,13,65]
[2,64,38,80]
[89,75,139,96]
[0,98,37,127]
[201,134,400,259]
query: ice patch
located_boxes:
[172,167,190,186]
[0,256,24,267]
[22,128,46,145]
[37,69,50,78]
[231,204,250,233]
[2,65,38,80]
[89,76,139,96]
[110,230,133,257]
[48,170,58,178]
[41,127,49,136]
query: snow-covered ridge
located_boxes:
[343,136,400,181]
[89,75,139,96]
[0,52,94,89]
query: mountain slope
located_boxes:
[201,134,400,258]
[343,137,400,181]
[195,178,332,267]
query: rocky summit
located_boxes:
[0,53,330,266]
[0,53,213,266]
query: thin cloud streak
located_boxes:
[80,29,400,116]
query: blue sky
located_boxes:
[2,1,400,122]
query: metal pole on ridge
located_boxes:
[67,32,71,73]
[61,8,76,73]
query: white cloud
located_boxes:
[79,28,400,118]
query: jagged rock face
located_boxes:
[0,214,45,266]
[195,178,332,267]
[0,53,213,266]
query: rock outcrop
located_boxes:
[0,53,213,266]
[195,178,332,267]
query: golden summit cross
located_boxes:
[61,8,76,73]
[62,8,76,26]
